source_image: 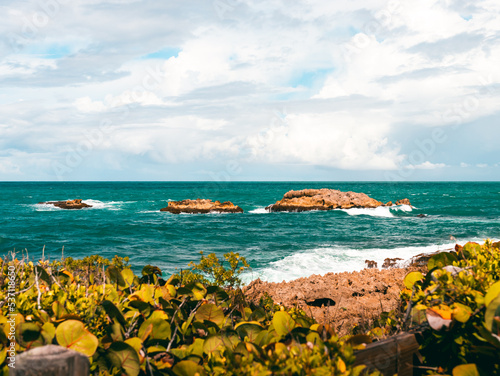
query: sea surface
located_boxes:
[1,182,499,283]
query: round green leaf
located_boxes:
[452,303,473,323]
[173,360,205,376]
[203,334,224,353]
[55,320,98,357]
[452,364,480,376]
[485,281,500,308]
[428,252,457,270]
[16,323,43,348]
[195,303,225,327]
[404,271,424,289]
[107,341,140,376]
[272,311,295,337]
[485,294,500,333]
[121,268,135,287]
[235,323,262,342]
[138,318,171,341]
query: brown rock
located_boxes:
[395,198,411,206]
[244,267,418,336]
[364,260,378,269]
[382,258,403,269]
[384,201,393,206]
[266,188,385,212]
[39,199,92,210]
[160,199,243,214]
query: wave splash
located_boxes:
[339,206,394,218]
[249,208,269,214]
[242,239,492,283]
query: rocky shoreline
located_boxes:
[244,265,420,336]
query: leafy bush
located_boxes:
[402,240,500,375]
[0,252,378,376]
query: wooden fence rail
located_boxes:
[353,332,420,376]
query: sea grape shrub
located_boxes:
[0,253,379,376]
[188,251,251,288]
[402,241,500,375]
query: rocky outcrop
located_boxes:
[244,267,419,336]
[266,188,411,212]
[395,198,411,206]
[39,199,92,210]
[160,199,243,214]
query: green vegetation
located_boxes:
[2,240,500,375]
[402,240,500,375]
[0,251,376,376]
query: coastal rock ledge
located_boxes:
[38,199,92,210]
[266,188,410,212]
[160,199,243,214]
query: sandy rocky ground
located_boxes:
[244,266,420,336]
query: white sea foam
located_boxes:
[33,203,63,211]
[82,200,133,210]
[339,206,394,218]
[249,208,269,214]
[392,204,413,212]
[242,238,496,283]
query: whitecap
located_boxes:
[391,204,413,212]
[33,203,63,211]
[339,206,394,218]
[249,208,269,214]
[82,199,136,210]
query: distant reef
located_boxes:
[266,188,411,212]
[160,199,243,214]
[38,199,92,210]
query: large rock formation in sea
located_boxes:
[160,199,243,214]
[266,188,410,212]
[39,199,92,210]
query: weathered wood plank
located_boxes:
[10,345,89,376]
[353,333,419,376]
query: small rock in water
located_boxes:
[39,199,92,210]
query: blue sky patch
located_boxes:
[24,44,72,59]
[140,47,181,60]
[289,68,333,89]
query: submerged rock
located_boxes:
[160,199,243,214]
[39,199,92,210]
[266,188,411,212]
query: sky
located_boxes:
[1,0,499,181]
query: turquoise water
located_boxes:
[1,182,499,282]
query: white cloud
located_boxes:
[247,111,402,170]
[413,161,447,170]
[1,0,500,180]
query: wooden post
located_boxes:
[353,332,419,376]
[10,345,89,376]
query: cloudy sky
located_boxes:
[1,0,499,181]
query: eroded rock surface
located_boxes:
[266,188,411,212]
[244,268,418,336]
[160,199,243,214]
[39,199,92,210]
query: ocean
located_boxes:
[1,182,499,283]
